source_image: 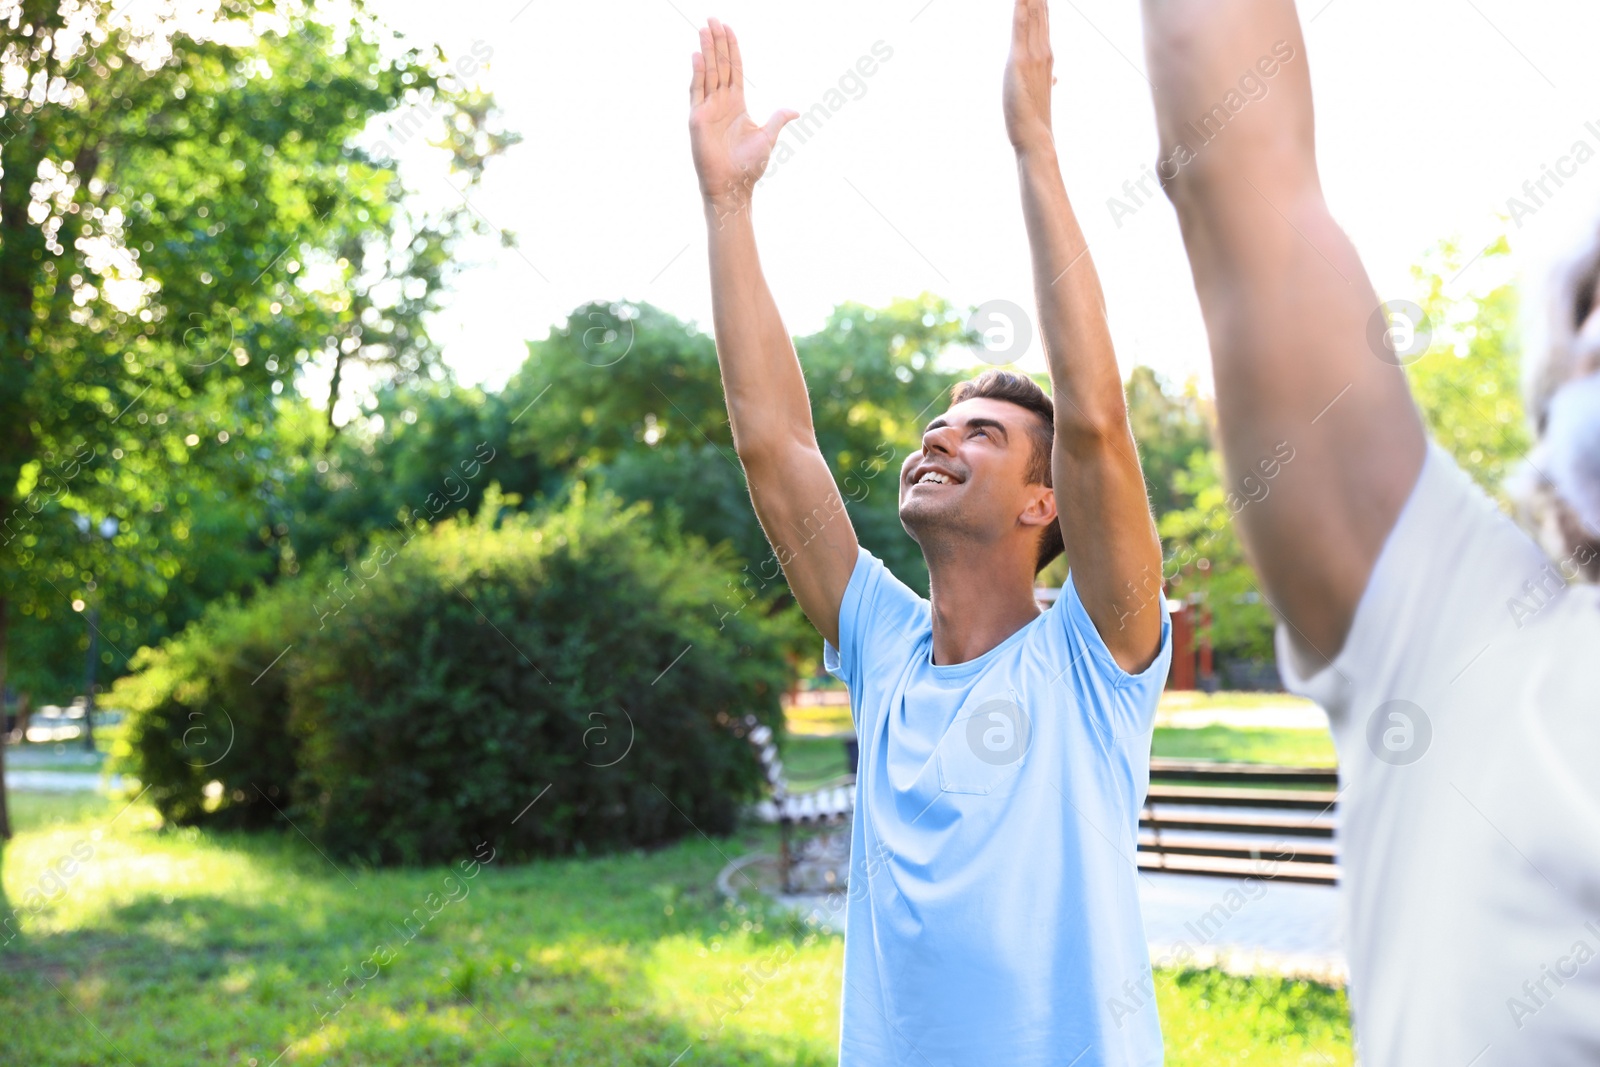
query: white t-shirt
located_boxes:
[1275,440,1600,1067]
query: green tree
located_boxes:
[1125,365,1212,519]
[1157,234,1532,678]
[0,0,515,830]
[796,295,987,590]
[497,294,973,607]
[1158,447,1279,665]
[265,378,547,571]
[1405,236,1529,501]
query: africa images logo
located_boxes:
[1365,699,1432,766]
[964,697,1032,767]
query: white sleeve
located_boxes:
[1275,441,1557,726]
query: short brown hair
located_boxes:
[949,369,1064,574]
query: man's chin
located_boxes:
[899,499,950,539]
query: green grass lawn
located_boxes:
[780,737,858,793]
[784,725,1337,791]
[786,690,1322,739]
[1151,726,1337,767]
[0,790,1351,1065]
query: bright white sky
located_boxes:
[364,0,1600,401]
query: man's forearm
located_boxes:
[703,199,816,459]
[1016,137,1163,669]
[687,17,858,647]
[1015,145,1128,445]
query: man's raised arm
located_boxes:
[689,18,858,649]
[1007,0,1163,673]
[1141,0,1427,665]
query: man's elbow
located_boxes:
[1153,119,1320,220]
[733,428,820,473]
[1053,402,1132,458]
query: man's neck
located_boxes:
[924,546,1043,667]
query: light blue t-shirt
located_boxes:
[823,547,1172,1067]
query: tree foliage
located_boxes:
[1404,236,1529,502]
[1,0,515,702]
[1157,233,1532,669]
[497,294,974,602]
[1125,365,1212,519]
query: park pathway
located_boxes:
[1137,869,1343,982]
[763,862,1345,982]
[3,769,122,792]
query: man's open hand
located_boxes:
[1004,0,1057,154]
[689,18,798,213]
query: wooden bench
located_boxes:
[743,717,855,892]
[1139,758,1340,885]
[743,721,1339,887]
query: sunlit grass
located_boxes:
[1151,726,1337,767]
[784,704,854,737]
[785,690,1324,741]
[784,725,1337,793]
[1,791,1349,1065]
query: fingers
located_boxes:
[691,17,752,112]
[1030,0,1049,56]
[710,17,733,92]
[726,22,744,92]
[699,27,720,93]
[1011,0,1049,57]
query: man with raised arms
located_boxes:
[687,2,1171,1063]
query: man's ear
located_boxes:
[1018,484,1058,531]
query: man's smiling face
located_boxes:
[899,396,1054,555]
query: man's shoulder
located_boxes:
[1281,443,1595,718]
[853,550,931,618]
[840,548,931,667]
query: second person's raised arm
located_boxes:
[1140,0,1427,665]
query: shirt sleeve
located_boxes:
[1275,440,1556,726]
[823,547,929,727]
[1053,570,1174,743]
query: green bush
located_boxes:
[114,485,792,865]
[110,576,314,828]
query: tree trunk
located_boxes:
[325,347,346,438]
